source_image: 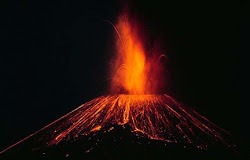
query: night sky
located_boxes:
[1,0,247,157]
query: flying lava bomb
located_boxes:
[0,8,235,160]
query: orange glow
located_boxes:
[111,12,161,94]
[0,94,233,154]
[27,95,231,149]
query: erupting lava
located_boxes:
[0,10,234,156]
[111,12,163,94]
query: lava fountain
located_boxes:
[110,12,164,95]
[0,10,234,156]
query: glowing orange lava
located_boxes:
[111,12,161,94]
[0,95,233,155]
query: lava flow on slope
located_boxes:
[0,8,235,159]
[0,94,233,157]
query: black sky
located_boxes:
[1,0,247,156]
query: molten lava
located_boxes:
[111,12,162,94]
[0,95,232,155]
[45,94,231,148]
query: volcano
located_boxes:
[0,94,235,160]
[1,7,236,160]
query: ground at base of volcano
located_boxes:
[1,124,238,160]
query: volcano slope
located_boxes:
[0,94,236,160]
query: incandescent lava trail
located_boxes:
[0,9,234,156]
